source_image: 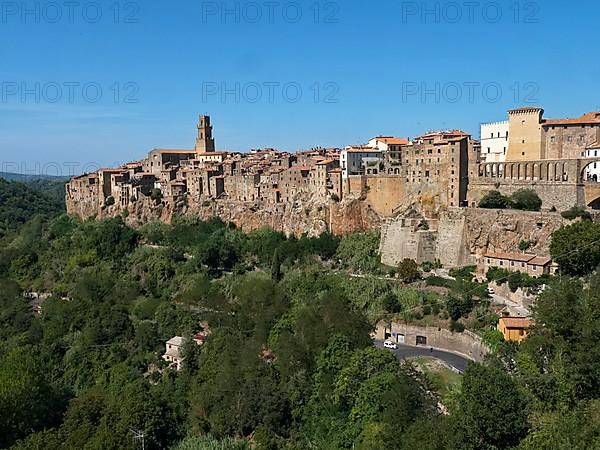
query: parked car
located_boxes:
[384,340,398,350]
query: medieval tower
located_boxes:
[195,115,216,153]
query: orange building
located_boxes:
[498,316,533,343]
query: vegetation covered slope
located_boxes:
[1,189,600,448]
[0,178,64,236]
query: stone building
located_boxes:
[402,130,473,208]
[479,252,555,277]
[505,107,600,161]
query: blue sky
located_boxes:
[1,0,599,175]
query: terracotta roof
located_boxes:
[199,151,228,156]
[153,149,196,154]
[485,252,536,263]
[500,317,533,329]
[374,137,410,145]
[528,256,552,266]
[316,159,335,166]
[543,112,600,126]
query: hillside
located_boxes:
[0,172,69,182]
[0,178,64,233]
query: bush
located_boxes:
[105,196,115,206]
[421,260,442,273]
[449,266,476,281]
[398,259,421,283]
[510,189,542,211]
[561,205,592,221]
[449,320,465,333]
[519,240,531,252]
[150,188,162,202]
[479,191,510,209]
[446,296,474,321]
[483,329,505,351]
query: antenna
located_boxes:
[131,429,145,450]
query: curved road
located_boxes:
[374,341,472,373]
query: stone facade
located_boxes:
[380,208,567,268]
[66,109,600,261]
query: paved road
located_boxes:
[374,341,472,373]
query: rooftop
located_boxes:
[500,317,533,329]
[543,111,600,126]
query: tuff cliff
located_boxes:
[380,208,567,267]
[66,192,382,237]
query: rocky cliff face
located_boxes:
[67,193,382,237]
[461,209,566,258]
[381,208,567,267]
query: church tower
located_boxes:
[195,115,215,153]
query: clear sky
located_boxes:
[1,0,599,176]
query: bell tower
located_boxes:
[195,115,215,153]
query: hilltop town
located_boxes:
[67,107,600,269]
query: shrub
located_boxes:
[479,191,510,209]
[449,266,476,281]
[561,205,592,221]
[449,320,465,333]
[398,259,421,283]
[510,189,542,211]
[105,196,115,206]
[519,240,531,252]
[150,188,162,202]
[483,329,505,351]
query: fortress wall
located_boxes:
[467,180,580,211]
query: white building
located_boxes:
[583,143,600,181]
[367,136,410,152]
[163,336,186,371]
[340,146,383,178]
[480,121,509,164]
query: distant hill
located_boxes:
[0,172,70,182]
[0,178,65,234]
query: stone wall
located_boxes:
[365,176,406,216]
[380,208,566,268]
[375,322,489,361]
[379,218,437,266]
[468,179,580,212]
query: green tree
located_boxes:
[271,248,282,281]
[510,189,542,211]
[0,346,66,448]
[451,363,528,449]
[397,259,421,283]
[550,220,600,276]
[479,191,510,209]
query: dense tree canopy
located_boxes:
[1,188,600,449]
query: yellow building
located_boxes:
[498,317,533,343]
